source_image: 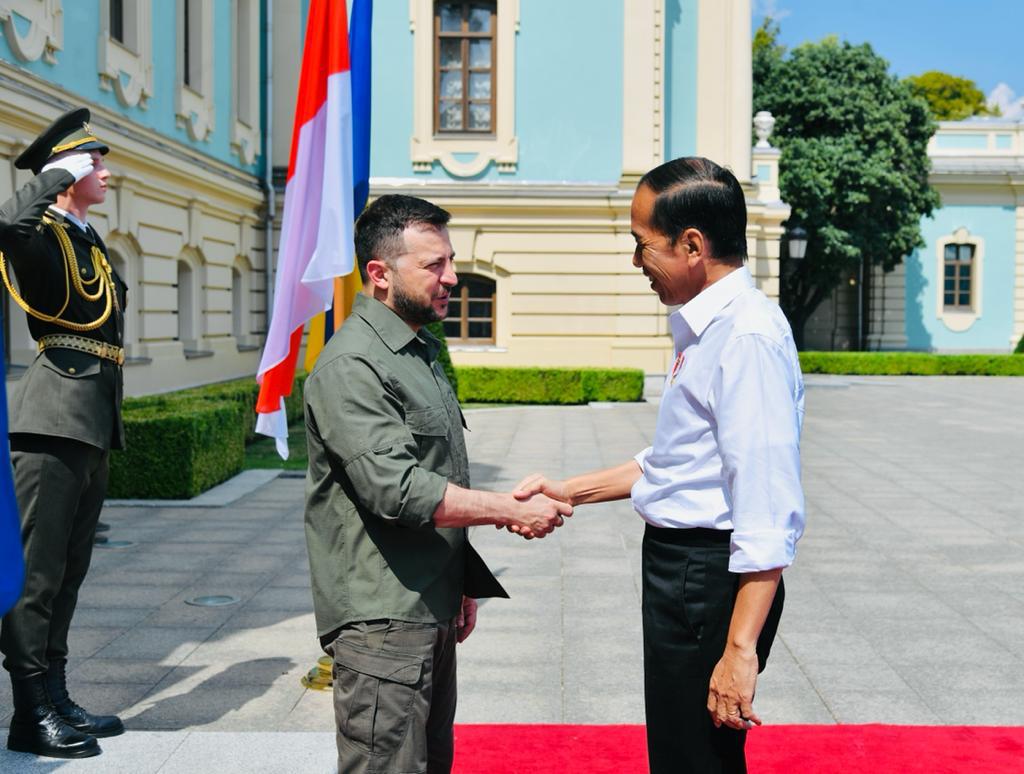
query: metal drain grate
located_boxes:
[184,595,241,607]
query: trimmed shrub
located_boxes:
[799,352,1024,376]
[152,372,309,444]
[580,368,646,402]
[455,367,644,404]
[108,399,246,499]
[1015,334,1024,355]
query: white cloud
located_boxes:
[987,83,1024,120]
[752,0,792,21]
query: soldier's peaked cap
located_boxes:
[15,107,109,175]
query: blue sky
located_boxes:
[752,0,1022,99]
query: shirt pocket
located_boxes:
[406,404,452,476]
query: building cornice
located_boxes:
[0,64,261,202]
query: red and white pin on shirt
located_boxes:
[669,350,685,386]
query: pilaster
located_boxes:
[620,0,663,187]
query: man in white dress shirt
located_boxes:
[514,157,805,773]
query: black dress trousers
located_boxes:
[641,525,784,774]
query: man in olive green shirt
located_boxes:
[304,194,571,774]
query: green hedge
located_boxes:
[455,366,645,404]
[109,372,307,498]
[108,399,246,499]
[799,352,1024,376]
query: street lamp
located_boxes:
[787,226,808,261]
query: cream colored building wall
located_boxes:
[307,0,787,376]
[0,75,267,397]
[1016,194,1024,349]
[695,0,752,184]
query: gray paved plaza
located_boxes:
[1,375,1022,772]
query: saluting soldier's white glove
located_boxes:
[42,152,94,183]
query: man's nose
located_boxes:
[442,261,458,287]
[632,246,643,268]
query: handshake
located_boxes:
[499,474,572,541]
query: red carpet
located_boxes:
[452,724,1024,773]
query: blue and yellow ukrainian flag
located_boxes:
[305,0,372,372]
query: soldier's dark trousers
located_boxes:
[1,434,109,678]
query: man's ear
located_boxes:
[364,258,391,291]
[676,227,707,267]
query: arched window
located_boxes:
[107,249,135,359]
[176,258,196,350]
[443,273,495,343]
[231,255,254,347]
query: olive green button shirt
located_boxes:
[304,294,475,638]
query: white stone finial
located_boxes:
[754,111,776,149]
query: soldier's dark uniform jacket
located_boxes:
[0,168,127,449]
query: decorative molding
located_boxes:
[409,0,519,176]
[935,226,984,333]
[230,0,260,165]
[0,0,62,64]
[175,0,215,142]
[97,0,153,108]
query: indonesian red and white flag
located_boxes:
[255,0,354,459]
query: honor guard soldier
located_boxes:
[0,108,127,759]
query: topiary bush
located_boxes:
[1015,334,1024,355]
[108,398,246,499]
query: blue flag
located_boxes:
[0,311,24,617]
[350,0,372,216]
[325,0,372,338]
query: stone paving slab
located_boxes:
[0,375,1021,771]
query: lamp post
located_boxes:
[783,225,808,347]
[787,226,808,261]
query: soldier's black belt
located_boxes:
[38,334,124,366]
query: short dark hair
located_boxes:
[638,157,747,263]
[354,194,451,280]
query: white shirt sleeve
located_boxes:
[709,333,805,573]
[634,445,653,469]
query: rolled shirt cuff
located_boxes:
[634,446,653,469]
[397,467,450,529]
[728,528,797,573]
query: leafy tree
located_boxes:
[905,71,998,121]
[752,18,785,91]
[753,33,940,348]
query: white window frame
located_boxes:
[176,249,206,352]
[0,0,62,64]
[935,227,984,332]
[231,254,255,348]
[176,0,215,142]
[98,0,153,108]
[230,0,260,165]
[409,0,519,176]
[105,234,143,360]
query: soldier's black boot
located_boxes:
[7,673,100,758]
[44,660,124,738]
